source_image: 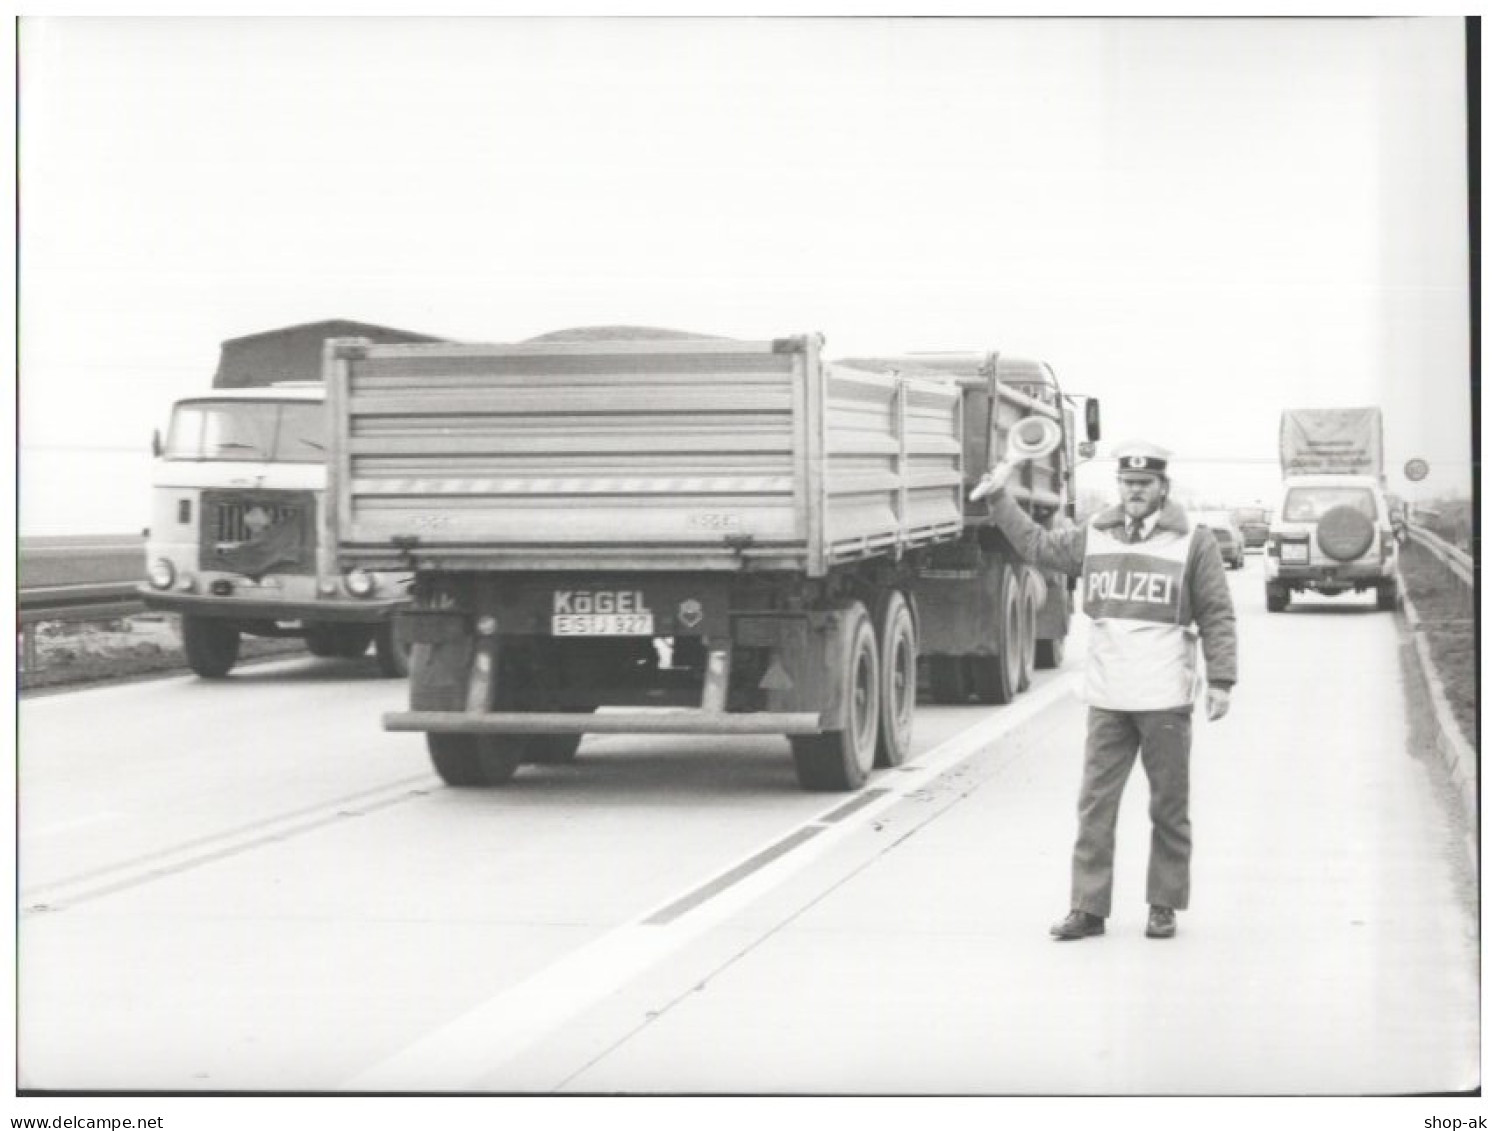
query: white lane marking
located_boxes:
[344,673,1081,1093]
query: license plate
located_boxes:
[1281,543,1309,564]
[552,613,655,636]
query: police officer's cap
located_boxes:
[1114,440,1171,477]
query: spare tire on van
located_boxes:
[1316,505,1375,561]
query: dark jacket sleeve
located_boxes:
[1186,527,1238,689]
[987,490,1088,578]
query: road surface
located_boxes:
[16,558,1478,1096]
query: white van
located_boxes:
[1264,474,1399,612]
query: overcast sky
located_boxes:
[16,16,1472,535]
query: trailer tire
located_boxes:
[426,734,521,787]
[874,592,916,768]
[1376,580,1399,611]
[968,565,1023,704]
[375,623,413,678]
[792,603,879,791]
[928,656,968,703]
[182,615,240,678]
[1035,636,1065,670]
[1266,582,1290,613]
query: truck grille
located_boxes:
[199,489,317,577]
[213,501,302,544]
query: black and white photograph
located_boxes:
[11,11,1480,1125]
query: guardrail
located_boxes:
[19,582,146,626]
[17,584,149,673]
[1406,525,1473,587]
[18,535,148,671]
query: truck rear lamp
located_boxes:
[476,614,499,636]
[210,578,234,597]
[147,559,176,590]
[317,578,339,597]
[176,572,198,593]
[344,568,377,598]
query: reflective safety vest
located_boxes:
[1081,520,1200,710]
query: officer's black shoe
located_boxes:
[1050,910,1105,940]
[1146,906,1177,939]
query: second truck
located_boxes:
[326,332,1098,791]
[140,320,439,677]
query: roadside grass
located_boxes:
[1398,539,1476,750]
[20,616,306,692]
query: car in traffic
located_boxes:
[1265,474,1399,611]
[1231,505,1271,549]
[1192,510,1246,569]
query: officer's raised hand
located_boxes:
[969,460,1018,501]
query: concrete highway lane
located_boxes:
[17,648,1024,1091]
[16,559,1478,1096]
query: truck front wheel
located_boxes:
[182,616,240,678]
[375,623,413,678]
[426,734,521,787]
[968,564,1023,704]
[1016,582,1037,692]
[792,603,879,791]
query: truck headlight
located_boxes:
[345,569,377,598]
[148,559,176,589]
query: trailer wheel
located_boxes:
[874,592,916,768]
[928,656,968,703]
[1035,636,1065,670]
[182,615,240,678]
[792,603,879,791]
[426,734,521,787]
[375,623,413,678]
[1266,582,1290,613]
[968,565,1023,704]
[1376,580,1399,611]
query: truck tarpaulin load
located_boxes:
[1278,406,1384,480]
[139,320,441,678]
[1266,405,1397,611]
[326,332,1098,792]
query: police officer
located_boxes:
[972,440,1237,940]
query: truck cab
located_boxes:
[140,383,413,677]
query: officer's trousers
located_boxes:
[1070,705,1193,917]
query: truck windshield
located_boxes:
[164,400,326,463]
[1282,487,1376,523]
